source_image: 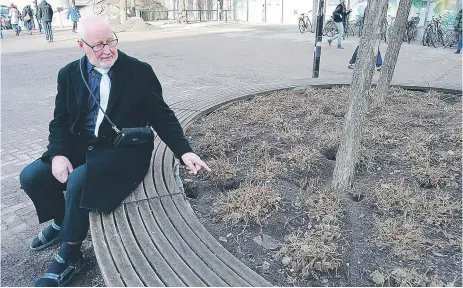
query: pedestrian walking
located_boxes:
[8,4,21,36]
[66,4,80,33]
[38,0,53,42]
[327,0,351,49]
[22,5,34,35]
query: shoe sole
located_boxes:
[30,236,59,251]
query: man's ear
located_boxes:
[77,40,84,49]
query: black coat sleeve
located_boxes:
[42,68,74,161]
[143,64,193,161]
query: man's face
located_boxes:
[79,25,118,69]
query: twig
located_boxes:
[283,213,307,229]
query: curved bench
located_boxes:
[89,106,274,286]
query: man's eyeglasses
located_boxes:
[81,37,118,52]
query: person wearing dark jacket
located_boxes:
[37,0,53,42]
[22,5,34,35]
[19,15,210,287]
[454,9,462,54]
[327,0,351,49]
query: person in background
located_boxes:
[348,45,383,71]
[22,5,34,35]
[8,3,21,36]
[66,4,80,33]
[33,0,42,33]
[38,0,53,42]
[454,9,462,54]
[328,0,351,49]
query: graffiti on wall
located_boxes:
[347,0,460,27]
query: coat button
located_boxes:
[88,146,93,151]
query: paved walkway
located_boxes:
[1,23,461,286]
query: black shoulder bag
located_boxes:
[79,58,153,148]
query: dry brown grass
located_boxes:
[278,227,342,277]
[384,267,448,287]
[201,131,232,158]
[376,217,432,260]
[280,145,321,173]
[212,182,281,226]
[277,182,343,277]
[199,158,238,183]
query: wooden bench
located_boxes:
[89,105,272,286]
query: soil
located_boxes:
[180,87,462,287]
[0,232,105,287]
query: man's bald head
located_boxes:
[79,15,112,40]
[78,15,118,69]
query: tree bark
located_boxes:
[331,0,388,191]
[374,0,413,107]
[120,0,127,23]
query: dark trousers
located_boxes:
[19,160,89,242]
[72,21,77,32]
[42,20,53,41]
[36,18,42,32]
[349,45,383,67]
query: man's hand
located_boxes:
[52,156,74,183]
[181,152,211,175]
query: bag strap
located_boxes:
[79,58,122,134]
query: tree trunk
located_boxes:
[120,0,127,23]
[331,0,388,191]
[374,0,413,107]
[130,0,136,17]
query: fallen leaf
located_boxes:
[370,270,385,285]
[219,236,227,243]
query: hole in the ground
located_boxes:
[222,179,242,191]
[184,183,199,199]
[419,181,435,189]
[321,147,338,161]
[349,192,365,202]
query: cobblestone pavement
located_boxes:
[1,23,461,286]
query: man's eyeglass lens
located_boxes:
[93,39,118,52]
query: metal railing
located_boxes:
[139,9,234,23]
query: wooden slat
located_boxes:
[152,143,251,287]
[89,213,125,287]
[126,202,206,286]
[113,205,167,287]
[142,194,228,286]
[101,208,145,287]
[172,194,272,287]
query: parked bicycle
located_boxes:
[323,16,337,37]
[348,15,364,37]
[422,15,446,48]
[298,11,313,33]
[443,30,459,48]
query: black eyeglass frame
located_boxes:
[80,32,119,52]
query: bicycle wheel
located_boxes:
[298,19,306,34]
[437,29,445,47]
[307,20,313,33]
[429,30,437,48]
[327,22,337,37]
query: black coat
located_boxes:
[333,4,350,23]
[41,51,193,213]
[38,1,53,22]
